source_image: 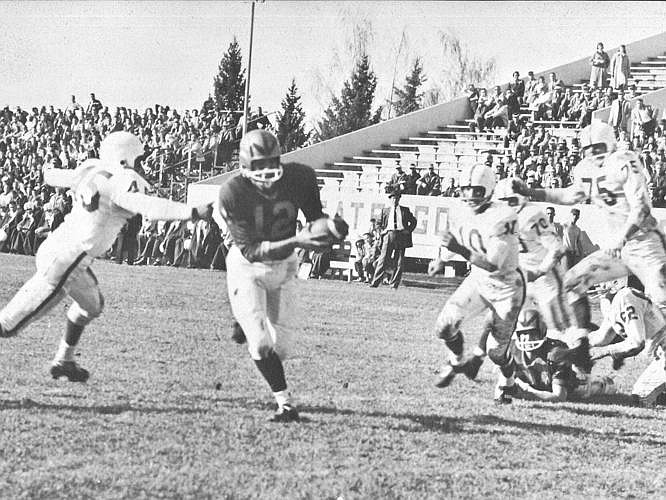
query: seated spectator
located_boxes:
[404,165,420,195]
[441,178,458,197]
[386,165,407,193]
[631,98,655,142]
[473,88,492,132]
[617,130,631,151]
[465,84,479,113]
[416,165,441,195]
[547,72,564,93]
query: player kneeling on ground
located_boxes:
[590,286,666,407]
[218,129,348,422]
[428,163,524,404]
[0,132,211,382]
[509,303,615,402]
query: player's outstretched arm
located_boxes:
[113,191,210,221]
[512,179,585,205]
[515,378,568,402]
[590,319,646,362]
[43,168,78,188]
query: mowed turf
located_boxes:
[0,253,664,499]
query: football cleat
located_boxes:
[494,384,517,405]
[434,361,466,388]
[231,321,247,345]
[462,355,484,380]
[50,361,90,383]
[269,404,300,423]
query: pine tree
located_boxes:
[212,38,246,113]
[317,55,382,141]
[392,57,426,117]
[275,79,310,153]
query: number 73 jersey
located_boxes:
[572,150,657,234]
[451,203,521,285]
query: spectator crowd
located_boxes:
[399,41,666,206]
[0,92,276,266]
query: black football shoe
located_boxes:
[269,404,300,423]
[435,361,467,388]
[50,361,90,383]
[494,383,517,405]
[231,321,246,345]
[461,355,484,380]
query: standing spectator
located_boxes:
[608,90,632,135]
[590,42,610,88]
[562,208,598,269]
[369,189,417,289]
[610,45,631,90]
[524,71,539,105]
[416,165,441,195]
[473,88,492,132]
[508,71,525,102]
[86,93,102,117]
[545,206,563,239]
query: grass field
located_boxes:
[0,253,664,499]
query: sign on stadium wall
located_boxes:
[188,184,666,261]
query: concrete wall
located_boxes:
[195,31,666,189]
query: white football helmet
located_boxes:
[579,120,616,160]
[239,129,282,190]
[493,177,527,212]
[514,306,547,352]
[99,131,145,172]
[458,163,496,209]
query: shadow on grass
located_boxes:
[0,398,209,415]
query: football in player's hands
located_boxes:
[428,258,446,276]
[307,216,348,242]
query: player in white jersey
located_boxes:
[428,163,525,404]
[494,179,569,336]
[589,286,666,407]
[0,132,210,382]
[514,121,666,353]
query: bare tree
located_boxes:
[423,30,496,106]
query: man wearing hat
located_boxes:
[404,165,421,195]
[369,189,417,289]
[416,165,441,195]
[387,164,407,194]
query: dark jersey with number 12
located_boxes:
[218,162,325,262]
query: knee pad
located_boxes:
[66,294,104,327]
[487,341,512,369]
[435,307,462,340]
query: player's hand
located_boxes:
[589,347,607,361]
[428,258,446,276]
[294,227,334,251]
[511,178,530,196]
[441,230,466,255]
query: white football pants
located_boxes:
[0,241,103,336]
[226,246,297,361]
